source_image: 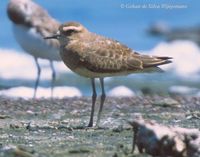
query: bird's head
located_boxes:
[44,22,88,44]
[7,0,33,24]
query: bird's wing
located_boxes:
[77,36,144,73]
[77,35,172,73]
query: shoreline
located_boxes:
[0,95,199,156]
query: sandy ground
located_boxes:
[0,95,199,157]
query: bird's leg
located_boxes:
[33,57,41,98]
[96,78,106,127]
[50,60,56,98]
[88,78,97,127]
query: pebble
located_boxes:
[153,98,180,107]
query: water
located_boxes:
[1,0,200,97]
[1,0,200,50]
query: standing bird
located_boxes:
[45,22,172,127]
[7,0,61,98]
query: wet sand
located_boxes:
[0,95,199,157]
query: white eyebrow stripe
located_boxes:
[63,26,82,31]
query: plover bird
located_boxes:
[7,0,61,98]
[45,22,172,127]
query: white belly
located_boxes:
[73,66,131,78]
[12,24,61,61]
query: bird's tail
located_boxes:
[143,56,172,68]
[132,55,172,73]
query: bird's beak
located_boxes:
[44,31,60,39]
[44,32,60,40]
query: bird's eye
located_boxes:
[63,29,77,36]
[67,29,76,34]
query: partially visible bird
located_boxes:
[45,21,172,127]
[148,22,200,45]
[7,0,61,98]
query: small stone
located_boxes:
[112,125,124,133]
[153,98,180,107]
[0,145,34,157]
[0,115,11,119]
[68,147,90,154]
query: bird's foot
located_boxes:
[87,122,93,128]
